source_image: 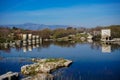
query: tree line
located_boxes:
[0,25,120,43]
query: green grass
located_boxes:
[45,58,66,63]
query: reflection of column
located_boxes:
[28,40,32,45]
[28,34,32,45]
[9,41,13,47]
[40,38,42,44]
[23,40,27,46]
[33,45,36,48]
[32,35,36,44]
[36,44,39,47]
[12,42,15,47]
[36,35,39,44]
[23,46,27,53]
[32,40,35,45]
[102,43,111,53]
[32,35,36,45]
[4,43,8,48]
[28,45,32,51]
[36,39,39,44]
[16,40,21,47]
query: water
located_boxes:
[0,41,120,80]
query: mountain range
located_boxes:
[1,23,70,30]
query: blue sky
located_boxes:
[0,0,120,27]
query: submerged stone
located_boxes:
[0,71,19,80]
[21,73,53,80]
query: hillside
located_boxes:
[1,23,69,30]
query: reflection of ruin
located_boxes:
[21,34,42,52]
[33,44,36,48]
[22,34,42,46]
[28,45,32,51]
[22,44,42,53]
[90,42,101,50]
[22,34,27,46]
[102,43,111,53]
[36,44,39,47]
[1,41,120,53]
[23,46,27,53]
[53,41,76,48]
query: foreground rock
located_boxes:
[0,71,19,80]
[22,73,53,80]
[21,58,72,75]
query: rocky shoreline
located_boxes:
[0,58,72,80]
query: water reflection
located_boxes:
[28,45,32,51]
[23,46,27,53]
[90,41,120,53]
[102,43,111,53]
[90,42,101,51]
[0,41,120,53]
[0,41,120,80]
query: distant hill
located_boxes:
[1,23,70,30]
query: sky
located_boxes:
[0,0,120,27]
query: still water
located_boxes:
[0,41,120,80]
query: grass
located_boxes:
[45,58,67,63]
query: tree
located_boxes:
[39,28,52,39]
[13,26,18,30]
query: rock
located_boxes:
[0,71,19,80]
[22,73,53,80]
[64,60,73,67]
[21,58,72,75]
